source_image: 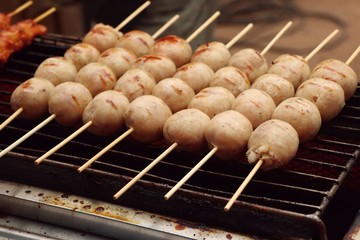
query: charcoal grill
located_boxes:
[0,34,359,240]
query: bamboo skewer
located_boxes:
[304,29,339,62]
[0,108,23,131]
[186,11,220,43]
[33,7,56,23]
[0,114,55,158]
[345,45,360,65]
[115,1,151,31]
[113,142,178,200]
[225,23,254,49]
[152,14,180,39]
[77,128,134,172]
[261,21,293,56]
[164,147,218,200]
[7,1,33,18]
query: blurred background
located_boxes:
[1,0,359,75]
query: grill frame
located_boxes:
[0,34,359,240]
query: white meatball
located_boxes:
[97,47,137,78]
[231,89,276,129]
[251,73,295,105]
[295,77,345,122]
[228,48,268,83]
[34,57,77,86]
[152,78,195,113]
[205,110,253,160]
[268,54,310,89]
[82,90,129,136]
[82,23,122,53]
[271,97,322,143]
[64,43,100,71]
[75,62,116,97]
[124,95,172,143]
[131,54,176,83]
[188,86,235,118]
[163,108,211,152]
[173,62,214,93]
[115,30,154,57]
[10,78,55,120]
[114,69,156,102]
[247,119,299,171]
[310,59,357,101]
[48,82,93,127]
[191,41,231,71]
[150,35,192,67]
[210,66,250,97]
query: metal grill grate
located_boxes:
[0,34,359,240]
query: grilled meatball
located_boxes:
[228,48,268,83]
[150,35,192,67]
[34,57,77,86]
[82,90,129,136]
[163,108,211,152]
[268,54,311,89]
[114,68,156,102]
[124,95,172,143]
[173,62,214,93]
[64,43,100,71]
[310,59,357,101]
[82,23,122,53]
[205,110,253,160]
[131,54,176,83]
[115,30,154,57]
[48,82,93,127]
[247,119,299,171]
[251,73,295,105]
[295,77,345,122]
[10,77,55,120]
[75,62,116,97]
[152,78,195,113]
[232,89,276,129]
[271,97,322,143]
[191,41,231,71]
[97,47,137,78]
[188,86,235,118]
[210,66,250,97]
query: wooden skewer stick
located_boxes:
[115,1,151,31]
[33,7,56,23]
[7,1,33,17]
[151,14,180,39]
[0,114,56,158]
[164,146,218,200]
[0,108,23,131]
[304,29,339,62]
[186,11,221,43]
[113,142,178,200]
[224,159,263,212]
[261,21,293,56]
[225,23,254,49]
[77,128,134,173]
[34,121,93,165]
[345,45,360,65]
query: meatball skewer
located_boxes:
[164,110,253,200]
[113,108,211,200]
[224,119,299,211]
[228,21,293,83]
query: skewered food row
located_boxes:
[1,7,358,214]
